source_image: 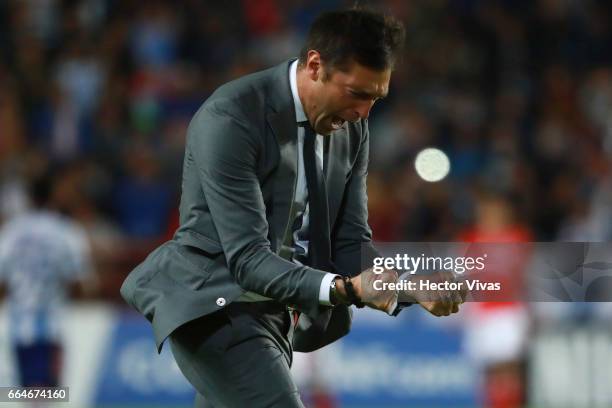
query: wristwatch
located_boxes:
[343,275,364,308]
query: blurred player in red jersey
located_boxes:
[458,191,532,408]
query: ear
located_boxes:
[305,50,323,81]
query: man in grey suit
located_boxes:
[121,8,462,407]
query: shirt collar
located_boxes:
[289,59,307,123]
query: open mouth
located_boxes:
[331,116,345,130]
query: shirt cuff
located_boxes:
[318,273,340,305]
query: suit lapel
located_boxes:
[326,124,349,230]
[267,108,298,254]
[266,61,299,254]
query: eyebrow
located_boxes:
[349,88,388,100]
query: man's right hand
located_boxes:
[334,268,399,315]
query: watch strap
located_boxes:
[343,275,364,308]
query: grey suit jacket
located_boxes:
[120,59,380,352]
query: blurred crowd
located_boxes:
[1,0,612,300]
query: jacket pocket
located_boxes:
[180,230,224,256]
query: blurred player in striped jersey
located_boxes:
[0,173,96,387]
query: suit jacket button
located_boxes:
[216,297,226,306]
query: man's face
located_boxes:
[303,56,391,135]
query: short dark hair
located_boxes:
[299,8,405,73]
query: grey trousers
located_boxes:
[169,301,305,408]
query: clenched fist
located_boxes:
[398,271,467,316]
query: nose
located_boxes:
[354,100,375,120]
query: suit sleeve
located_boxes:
[331,122,412,314]
[188,101,327,317]
[331,120,381,277]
